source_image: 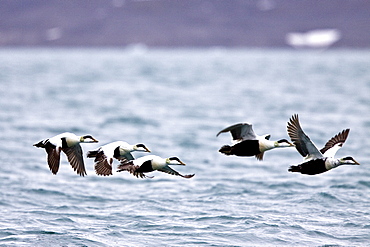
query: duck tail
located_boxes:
[86,150,98,158]
[219,145,232,155]
[33,140,46,148]
[288,165,301,173]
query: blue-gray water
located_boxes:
[0,48,369,247]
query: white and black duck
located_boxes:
[117,155,195,179]
[287,114,360,175]
[217,122,294,160]
[86,141,151,176]
[34,132,99,176]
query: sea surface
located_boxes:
[0,47,369,247]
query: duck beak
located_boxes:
[92,138,99,143]
[179,160,186,166]
[289,142,295,147]
[354,159,360,165]
[145,147,151,153]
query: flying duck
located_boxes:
[287,114,360,175]
[216,122,294,160]
[116,155,195,179]
[34,132,99,176]
[86,141,151,176]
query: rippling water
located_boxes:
[0,48,369,246]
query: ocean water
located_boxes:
[0,48,369,247]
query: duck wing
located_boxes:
[45,142,61,175]
[287,114,323,159]
[158,166,195,178]
[320,129,350,158]
[62,144,87,176]
[116,159,148,178]
[94,150,113,176]
[217,123,257,141]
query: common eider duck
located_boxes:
[287,114,360,175]
[217,122,294,160]
[34,132,99,176]
[117,155,195,179]
[86,141,151,176]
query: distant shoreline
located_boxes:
[1,0,369,48]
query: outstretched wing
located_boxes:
[117,159,149,178]
[158,166,195,179]
[94,151,113,176]
[62,144,87,176]
[116,159,134,172]
[287,114,323,160]
[217,123,257,141]
[320,129,350,158]
[45,142,61,175]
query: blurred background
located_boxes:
[0,0,369,48]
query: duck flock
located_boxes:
[34,114,360,178]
